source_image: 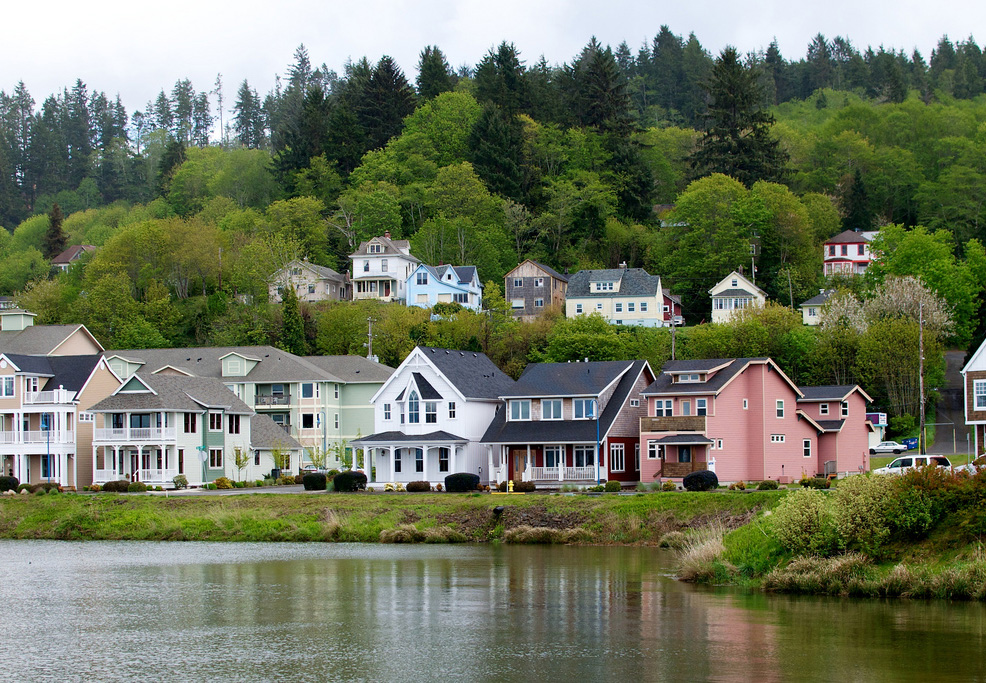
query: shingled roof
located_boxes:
[2,353,104,394]
[89,374,255,414]
[250,413,302,450]
[417,346,515,400]
[825,230,876,244]
[642,358,778,396]
[0,324,103,355]
[566,268,660,298]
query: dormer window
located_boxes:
[408,390,420,423]
[676,373,702,383]
[594,282,614,292]
[369,243,383,254]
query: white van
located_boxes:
[872,455,952,475]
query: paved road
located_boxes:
[930,349,970,459]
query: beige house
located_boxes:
[800,289,834,326]
[0,309,104,356]
[269,259,349,303]
[709,271,767,324]
[565,267,666,327]
[504,260,568,321]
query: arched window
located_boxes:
[408,390,419,423]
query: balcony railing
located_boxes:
[23,389,76,404]
[0,430,74,445]
[94,427,177,442]
[255,394,291,407]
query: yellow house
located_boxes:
[565,267,666,327]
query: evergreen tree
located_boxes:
[416,46,456,99]
[323,102,366,175]
[469,103,524,201]
[474,42,528,115]
[156,138,186,196]
[356,56,415,150]
[279,285,307,355]
[689,47,788,187]
[233,80,265,148]
[43,202,67,260]
[841,168,874,231]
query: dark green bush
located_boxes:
[514,481,536,493]
[303,473,328,491]
[29,482,61,493]
[406,481,431,492]
[604,480,621,492]
[496,481,509,492]
[206,483,218,490]
[101,480,131,493]
[445,473,480,492]
[127,482,148,493]
[758,480,779,490]
[683,470,719,491]
[327,469,340,477]
[17,483,30,493]
[0,476,18,492]
[233,480,245,488]
[334,470,367,492]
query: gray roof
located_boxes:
[507,260,569,283]
[89,374,255,414]
[295,261,346,282]
[250,413,302,450]
[815,419,845,432]
[51,245,96,265]
[303,355,394,383]
[352,430,468,445]
[0,324,102,355]
[713,288,759,298]
[411,372,443,400]
[418,346,515,400]
[504,360,637,398]
[482,361,651,444]
[419,264,480,288]
[350,235,418,260]
[650,434,714,445]
[3,354,103,393]
[643,358,772,396]
[566,268,660,298]
[106,346,390,385]
[825,230,873,244]
[800,290,834,307]
[798,385,857,402]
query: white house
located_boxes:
[349,232,420,303]
[352,346,515,486]
[800,289,835,326]
[709,271,767,324]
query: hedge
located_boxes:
[0,476,18,492]
[445,473,480,493]
[303,473,328,491]
[333,470,367,492]
[683,470,719,492]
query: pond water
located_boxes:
[1,541,984,682]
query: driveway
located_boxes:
[930,349,970,459]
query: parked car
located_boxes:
[870,441,907,455]
[872,455,952,475]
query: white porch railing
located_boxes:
[530,466,559,481]
[564,466,596,481]
[94,427,177,442]
[93,468,179,485]
[0,430,74,444]
[24,389,76,404]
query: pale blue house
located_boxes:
[405,265,483,311]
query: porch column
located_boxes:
[389,445,396,481]
[559,445,565,481]
[486,446,493,484]
[423,445,431,481]
[450,445,457,475]
[525,444,531,482]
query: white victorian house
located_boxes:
[349,232,420,303]
[352,346,515,486]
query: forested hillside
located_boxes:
[1,29,985,431]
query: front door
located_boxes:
[383,281,391,298]
[509,448,526,482]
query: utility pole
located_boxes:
[671,321,677,360]
[787,269,794,309]
[919,301,926,455]
[366,317,376,361]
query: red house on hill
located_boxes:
[823,230,877,276]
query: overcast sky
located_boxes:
[4,0,984,114]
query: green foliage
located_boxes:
[604,480,622,492]
[333,470,367,492]
[683,470,719,492]
[0,476,19,492]
[444,472,480,493]
[172,475,188,490]
[406,481,431,493]
[757,480,780,490]
[127,482,148,493]
[769,488,837,556]
[832,475,896,557]
[303,473,328,491]
[214,477,233,490]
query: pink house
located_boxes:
[639,358,872,484]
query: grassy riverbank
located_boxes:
[0,490,783,544]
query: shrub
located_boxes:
[496,481,509,492]
[101,480,130,493]
[206,483,218,490]
[514,481,536,493]
[87,484,101,492]
[503,525,590,544]
[127,481,148,493]
[0,476,18,492]
[29,482,61,493]
[406,481,431,492]
[294,474,305,485]
[256,480,266,487]
[172,474,188,490]
[769,488,836,556]
[445,472,480,493]
[334,470,367,492]
[154,486,164,492]
[327,469,340,478]
[832,474,895,557]
[380,524,426,543]
[233,481,245,488]
[214,477,233,490]
[758,480,779,490]
[662,480,677,492]
[658,531,688,549]
[275,476,295,486]
[729,481,747,490]
[17,483,31,493]
[604,480,622,492]
[303,473,328,491]
[683,470,718,492]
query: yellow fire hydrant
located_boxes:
[507,480,514,493]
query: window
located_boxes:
[841,245,848,255]
[696,399,707,416]
[771,434,786,443]
[647,441,661,459]
[627,303,635,312]
[731,278,738,287]
[408,390,420,423]
[448,401,456,419]
[743,399,749,410]
[417,271,428,285]
[381,259,388,272]
[394,450,402,472]
[302,413,315,429]
[716,439,723,450]
[454,293,469,304]
[678,446,691,463]
[820,403,829,415]
[415,448,424,472]
[425,402,437,423]
[363,260,369,272]
[654,399,672,417]
[509,400,531,421]
[808,307,817,317]
[841,401,849,418]
[575,446,594,467]
[681,400,691,416]
[630,399,639,407]
[545,445,562,467]
[610,443,625,472]
[271,384,284,397]
[334,413,339,429]
[596,303,603,311]
[302,383,314,399]
[534,298,544,307]
[776,400,784,418]
[615,303,623,313]
[254,450,260,466]
[24,377,38,393]
[308,284,316,294]
[209,412,223,431]
[78,412,94,423]
[976,381,986,410]
[640,302,648,312]
[0,376,12,397]
[183,413,197,433]
[534,277,544,287]
[574,399,596,419]
[399,405,405,424]
[228,415,240,434]
[209,449,223,468]
[369,243,382,254]
[803,439,812,458]
[595,282,614,291]
[829,245,836,256]
[635,443,640,471]
[334,384,339,399]
[511,299,524,309]
[513,278,523,288]
[384,403,391,420]
[542,399,562,420]
[439,447,450,472]
[576,304,583,314]
[750,243,757,255]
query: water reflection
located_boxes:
[0,541,984,682]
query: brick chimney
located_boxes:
[384,231,391,239]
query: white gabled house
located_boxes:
[709,271,767,324]
[352,346,515,486]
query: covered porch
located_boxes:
[353,430,468,486]
[92,444,186,486]
[646,434,712,479]
[487,442,604,486]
